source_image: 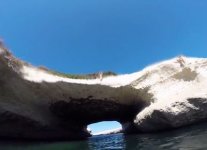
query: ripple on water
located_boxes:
[1,123,207,149]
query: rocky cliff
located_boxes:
[0,45,150,140]
[1,44,207,140]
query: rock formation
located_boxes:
[1,44,207,140]
[132,56,207,133]
[0,45,150,140]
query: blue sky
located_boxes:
[0,0,207,133]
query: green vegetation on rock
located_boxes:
[38,66,117,79]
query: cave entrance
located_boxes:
[88,121,122,136]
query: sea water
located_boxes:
[0,122,207,150]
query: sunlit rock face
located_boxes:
[1,43,207,140]
[134,98,207,132]
[132,56,207,132]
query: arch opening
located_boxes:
[88,121,122,136]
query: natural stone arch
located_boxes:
[0,44,152,140]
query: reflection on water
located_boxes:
[124,122,207,150]
[1,122,207,150]
[0,140,89,150]
[89,133,125,150]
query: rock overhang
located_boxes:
[1,44,207,140]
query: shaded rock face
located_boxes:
[0,78,149,140]
[50,98,139,125]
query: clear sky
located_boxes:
[0,0,207,133]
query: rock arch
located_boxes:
[0,44,152,140]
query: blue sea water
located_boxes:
[0,122,207,150]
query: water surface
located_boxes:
[1,122,207,150]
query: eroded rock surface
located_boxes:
[134,98,207,132]
[0,45,150,140]
[2,44,207,140]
